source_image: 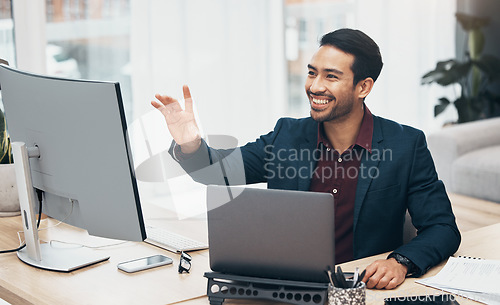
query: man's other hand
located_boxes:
[361,258,407,289]
[152,85,201,154]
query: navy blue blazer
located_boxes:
[172,115,461,275]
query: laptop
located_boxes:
[206,185,335,283]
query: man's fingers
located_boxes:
[373,276,401,289]
[154,93,184,113]
[362,263,377,283]
[365,273,382,289]
[151,99,166,110]
[375,276,391,289]
[183,85,194,113]
[154,93,177,106]
[182,85,192,100]
[363,259,406,290]
[384,278,400,290]
[364,263,380,289]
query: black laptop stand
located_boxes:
[204,272,329,305]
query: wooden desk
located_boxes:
[182,223,500,305]
[1,206,499,305]
[336,222,500,305]
[0,203,211,305]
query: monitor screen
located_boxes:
[0,64,146,271]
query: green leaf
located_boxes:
[474,54,500,80]
[421,60,471,86]
[438,61,472,86]
[0,109,12,164]
[454,96,482,123]
[434,97,450,117]
[422,71,446,85]
[454,97,470,123]
[422,60,455,82]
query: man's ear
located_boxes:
[357,77,374,100]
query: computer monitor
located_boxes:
[0,64,146,271]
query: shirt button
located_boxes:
[332,188,338,194]
[326,147,331,152]
[338,157,342,163]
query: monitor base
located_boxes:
[204,272,328,305]
[17,243,110,272]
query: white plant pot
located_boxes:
[0,163,20,216]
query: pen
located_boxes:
[326,267,335,287]
[352,267,359,288]
[327,266,340,287]
[336,266,348,289]
[354,269,366,288]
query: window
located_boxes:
[8,0,457,214]
[283,0,457,132]
[0,0,14,115]
[284,0,355,116]
[44,0,133,118]
[0,0,15,65]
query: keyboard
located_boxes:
[144,225,208,253]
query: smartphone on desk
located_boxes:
[117,254,173,273]
[384,295,460,305]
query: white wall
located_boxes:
[354,0,457,133]
[11,0,46,73]
[128,0,286,211]
[10,0,458,138]
[7,0,460,214]
[130,0,286,147]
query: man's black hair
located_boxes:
[320,28,383,86]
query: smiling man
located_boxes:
[152,28,460,290]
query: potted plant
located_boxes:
[421,13,500,124]
[0,59,20,216]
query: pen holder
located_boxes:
[328,280,366,305]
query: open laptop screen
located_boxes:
[207,185,335,283]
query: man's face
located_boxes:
[305,45,358,123]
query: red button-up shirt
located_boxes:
[309,106,374,264]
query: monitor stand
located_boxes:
[204,272,328,305]
[13,142,110,272]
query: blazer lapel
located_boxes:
[297,120,319,191]
[353,116,384,233]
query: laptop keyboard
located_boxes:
[144,225,208,253]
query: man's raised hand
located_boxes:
[151,85,201,154]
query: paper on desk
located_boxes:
[433,287,500,305]
[417,257,500,304]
